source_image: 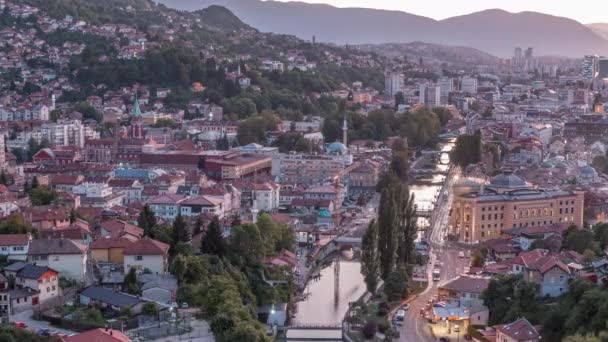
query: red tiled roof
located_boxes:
[439,275,490,294]
[0,234,29,246]
[100,219,144,239]
[91,237,134,249]
[64,328,131,342]
[494,318,540,341]
[123,238,169,256]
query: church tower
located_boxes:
[131,94,143,139]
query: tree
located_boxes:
[69,208,77,224]
[361,220,380,293]
[396,192,416,265]
[170,255,186,283]
[451,132,482,168]
[201,216,225,256]
[27,186,58,206]
[562,226,599,255]
[142,302,158,316]
[138,204,157,238]
[471,249,486,268]
[384,266,409,301]
[49,109,61,122]
[0,171,7,185]
[229,224,264,263]
[193,215,205,235]
[378,185,398,280]
[124,267,140,295]
[31,176,39,189]
[481,274,540,325]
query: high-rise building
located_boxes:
[514,47,522,65]
[437,77,453,105]
[419,84,441,107]
[461,76,478,94]
[599,57,608,78]
[582,55,599,79]
[385,72,402,97]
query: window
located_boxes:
[135,255,143,261]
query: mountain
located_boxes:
[588,23,608,41]
[155,0,608,58]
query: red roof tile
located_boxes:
[123,238,169,256]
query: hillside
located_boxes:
[589,23,608,41]
[156,0,608,57]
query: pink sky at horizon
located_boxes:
[270,0,607,24]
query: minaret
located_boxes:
[342,113,348,147]
[251,188,259,224]
[51,94,56,110]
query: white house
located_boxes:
[180,196,225,218]
[147,194,187,221]
[27,239,89,284]
[0,234,31,261]
[4,263,60,305]
[123,238,169,275]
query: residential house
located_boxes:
[91,237,134,264]
[63,328,132,342]
[0,234,30,261]
[99,219,144,241]
[494,318,540,342]
[107,179,143,205]
[27,239,88,283]
[5,263,59,306]
[147,194,186,221]
[50,174,85,192]
[513,249,572,297]
[139,273,177,303]
[123,238,169,275]
[438,275,490,304]
[0,273,8,315]
[79,286,144,314]
[180,196,225,219]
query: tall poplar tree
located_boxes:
[361,220,380,293]
[378,185,398,280]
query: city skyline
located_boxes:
[272,0,607,24]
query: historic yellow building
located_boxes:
[450,172,584,244]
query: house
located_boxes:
[63,328,132,342]
[0,273,9,315]
[100,219,144,241]
[27,238,89,283]
[494,318,540,342]
[79,286,144,314]
[4,261,61,312]
[91,237,134,264]
[9,287,39,314]
[123,238,169,275]
[179,195,225,218]
[147,194,186,221]
[438,275,490,304]
[0,234,31,261]
[139,273,177,303]
[51,174,85,192]
[513,249,572,297]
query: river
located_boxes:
[292,141,454,325]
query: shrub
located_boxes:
[361,321,377,339]
[142,302,158,316]
[377,318,391,333]
[376,307,388,317]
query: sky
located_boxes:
[272,0,607,24]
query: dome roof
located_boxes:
[327,141,347,155]
[490,172,527,188]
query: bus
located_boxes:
[432,268,441,281]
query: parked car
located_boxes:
[453,325,460,333]
[14,322,26,328]
[458,251,466,258]
[395,310,406,325]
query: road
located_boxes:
[400,168,468,342]
[10,309,76,336]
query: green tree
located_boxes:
[124,267,140,295]
[562,226,599,254]
[451,131,482,168]
[0,170,7,185]
[361,220,380,293]
[384,265,409,301]
[396,192,416,265]
[49,109,62,122]
[170,255,186,283]
[378,183,399,280]
[31,176,39,189]
[142,302,158,316]
[201,216,225,256]
[27,186,58,206]
[230,224,265,264]
[193,215,205,235]
[138,204,157,238]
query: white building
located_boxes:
[0,234,30,260]
[437,77,453,105]
[419,84,441,107]
[461,76,478,94]
[385,72,402,97]
[27,239,89,283]
[123,239,169,275]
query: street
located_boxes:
[400,168,468,342]
[10,309,75,336]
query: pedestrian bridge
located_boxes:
[278,326,343,341]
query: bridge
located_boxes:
[278,325,344,341]
[334,236,362,246]
[414,209,433,218]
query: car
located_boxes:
[37,329,52,336]
[458,251,466,258]
[402,303,411,310]
[14,321,26,328]
[181,302,189,309]
[439,338,450,342]
[395,310,406,325]
[453,325,460,333]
